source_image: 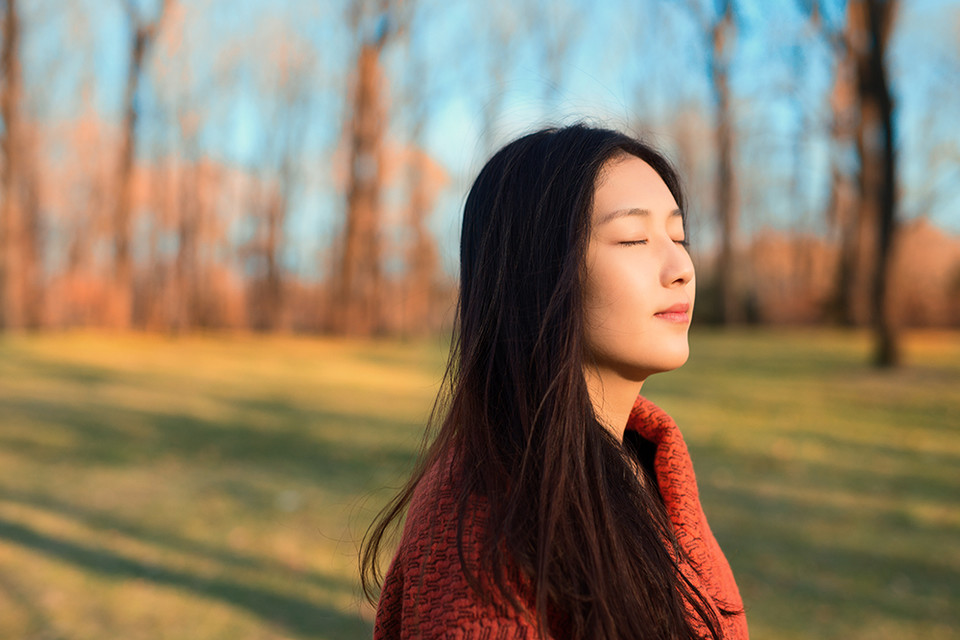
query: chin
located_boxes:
[612,351,689,382]
[644,346,690,376]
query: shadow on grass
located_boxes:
[692,444,960,635]
[692,429,959,513]
[0,392,419,488]
[0,485,353,595]
[714,504,959,635]
[0,348,414,638]
[0,514,368,638]
[0,344,112,379]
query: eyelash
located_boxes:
[619,240,689,247]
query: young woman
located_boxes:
[361,124,749,639]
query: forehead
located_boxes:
[592,155,678,221]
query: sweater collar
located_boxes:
[624,394,707,573]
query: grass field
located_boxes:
[0,329,957,639]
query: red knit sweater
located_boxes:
[374,395,749,639]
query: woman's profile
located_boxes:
[361,124,749,639]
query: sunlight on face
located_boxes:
[583,154,696,383]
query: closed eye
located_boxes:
[618,239,688,247]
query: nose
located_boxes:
[662,241,694,288]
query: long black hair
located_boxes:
[361,123,724,639]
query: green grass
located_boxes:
[0,329,957,639]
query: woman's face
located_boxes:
[583,154,695,383]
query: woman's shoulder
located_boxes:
[399,453,491,562]
[375,456,543,639]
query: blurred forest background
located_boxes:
[0,0,957,361]
[0,1,959,639]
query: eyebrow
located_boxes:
[597,207,683,226]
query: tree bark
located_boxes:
[0,0,21,330]
[848,0,899,366]
[262,180,285,332]
[17,128,40,328]
[403,144,440,336]
[862,0,899,366]
[174,161,199,333]
[708,0,739,324]
[333,37,387,336]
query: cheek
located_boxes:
[583,256,617,323]
[583,254,654,333]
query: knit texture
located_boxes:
[626,395,748,639]
[374,394,749,639]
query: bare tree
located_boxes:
[386,2,446,335]
[168,24,219,333]
[0,0,41,330]
[848,0,900,366]
[801,0,871,326]
[255,43,315,332]
[801,0,901,365]
[402,143,441,335]
[0,0,22,330]
[686,0,739,324]
[246,85,312,333]
[331,3,395,336]
[826,43,866,327]
[111,0,170,329]
[15,119,40,328]
[162,60,206,334]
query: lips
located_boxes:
[654,303,691,323]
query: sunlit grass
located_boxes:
[0,328,957,639]
[0,330,446,640]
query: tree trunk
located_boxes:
[18,133,40,328]
[113,28,145,329]
[708,0,739,324]
[828,162,863,325]
[174,162,199,333]
[333,40,387,336]
[0,0,21,331]
[263,183,285,332]
[403,145,440,336]
[849,0,899,366]
[864,0,899,366]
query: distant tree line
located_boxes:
[0,0,957,369]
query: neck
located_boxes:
[583,365,645,441]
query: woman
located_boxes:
[361,124,749,639]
